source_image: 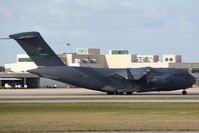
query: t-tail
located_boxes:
[9,31,65,67]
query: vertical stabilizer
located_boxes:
[9,32,65,67]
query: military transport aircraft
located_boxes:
[8,32,196,95]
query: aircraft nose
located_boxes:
[189,74,196,87]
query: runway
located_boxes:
[1,99,199,103]
[0,88,199,98]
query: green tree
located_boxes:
[0,66,5,72]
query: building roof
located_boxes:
[0,72,39,78]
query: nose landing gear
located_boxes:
[182,90,187,95]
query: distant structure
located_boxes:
[2,48,199,88]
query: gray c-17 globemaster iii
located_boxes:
[8,31,196,95]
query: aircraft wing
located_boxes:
[112,67,151,80]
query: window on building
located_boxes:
[111,50,129,55]
[90,59,96,64]
[170,58,173,61]
[82,59,89,64]
[79,59,97,64]
[137,57,152,63]
[165,58,169,62]
[191,68,199,73]
[76,49,88,55]
[18,58,33,62]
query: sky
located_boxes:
[0,0,199,66]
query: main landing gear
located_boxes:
[107,92,115,95]
[182,90,187,95]
[106,92,133,95]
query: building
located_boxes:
[3,48,199,88]
[3,54,67,88]
[162,55,182,63]
[5,54,37,72]
[136,55,159,63]
[0,72,39,88]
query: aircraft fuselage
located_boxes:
[29,66,196,94]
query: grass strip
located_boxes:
[0,102,199,132]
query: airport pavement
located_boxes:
[0,88,199,103]
[0,88,199,98]
[1,99,199,103]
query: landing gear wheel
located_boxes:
[107,92,114,95]
[116,92,124,95]
[182,90,187,95]
[126,92,132,95]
